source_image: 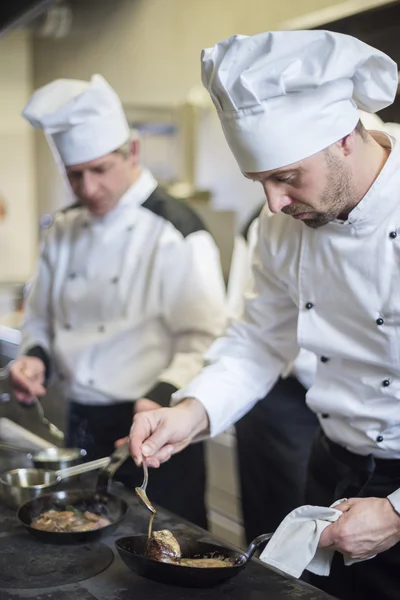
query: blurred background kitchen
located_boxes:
[0,0,400,547]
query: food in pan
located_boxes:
[178,557,230,568]
[31,507,111,533]
[146,529,181,562]
[146,530,231,568]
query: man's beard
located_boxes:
[282,154,357,229]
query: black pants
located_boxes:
[306,429,400,600]
[67,401,207,529]
[235,376,319,543]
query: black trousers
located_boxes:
[306,429,400,600]
[67,401,207,529]
[235,376,319,543]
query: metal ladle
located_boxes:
[135,461,156,514]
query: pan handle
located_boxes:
[55,456,111,479]
[96,442,130,492]
[240,532,274,563]
[0,441,33,457]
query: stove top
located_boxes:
[0,534,113,589]
[0,483,337,600]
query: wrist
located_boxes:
[385,497,400,537]
[180,397,210,437]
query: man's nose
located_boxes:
[264,186,292,214]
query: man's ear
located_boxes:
[130,139,140,165]
[335,130,356,157]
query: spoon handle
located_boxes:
[143,460,149,491]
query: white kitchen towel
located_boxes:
[259,501,373,578]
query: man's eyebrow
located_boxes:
[244,166,304,182]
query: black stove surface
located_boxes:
[0,534,114,589]
[0,479,338,600]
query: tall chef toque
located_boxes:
[22,74,131,166]
[201,30,399,172]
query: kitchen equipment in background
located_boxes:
[115,532,273,588]
[0,442,86,470]
[29,396,64,441]
[16,442,131,542]
[0,456,111,509]
[18,488,128,543]
[0,417,53,450]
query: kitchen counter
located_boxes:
[0,456,338,600]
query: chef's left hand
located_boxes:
[319,497,400,560]
[114,398,161,448]
[134,398,161,413]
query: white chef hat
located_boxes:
[22,74,130,166]
[201,30,399,172]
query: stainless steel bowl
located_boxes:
[0,468,61,509]
[32,447,86,471]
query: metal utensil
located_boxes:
[135,461,156,514]
[32,397,65,441]
[1,391,65,442]
[96,442,131,493]
[29,446,87,470]
[0,456,111,509]
[0,442,86,470]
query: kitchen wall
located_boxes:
[31,0,365,226]
[0,30,36,287]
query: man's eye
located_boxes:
[276,175,295,184]
[68,172,81,181]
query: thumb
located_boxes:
[141,423,176,458]
[135,398,161,413]
[333,499,354,513]
[319,522,338,548]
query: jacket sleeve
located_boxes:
[172,213,300,436]
[18,227,55,375]
[144,229,227,406]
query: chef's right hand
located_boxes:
[8,356,46,403]
[129,397,209,468]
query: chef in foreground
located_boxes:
[9,74,226,528]
[128,31,400,600]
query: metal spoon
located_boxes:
[0,391,64,441]
[135,461,156,514]
[32,397,65,441]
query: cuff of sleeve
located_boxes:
[25,345,52,384]
[145,381,178,407]
[387,489,400,515]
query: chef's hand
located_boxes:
[134,398,161,413]
[114,398,161,448]
[8,356,46,403]
[128,397,209,468]
[319,497,400,560]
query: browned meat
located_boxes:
[146,530,232,568]
[31,509,111,533]
[146,530,181,562]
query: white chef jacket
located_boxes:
[173,132,400,508]
[227,217,317,390]
[20,169,226,405]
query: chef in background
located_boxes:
[128,31,400,600]
[8,74,226,528]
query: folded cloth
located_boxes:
[259,500,373,578]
